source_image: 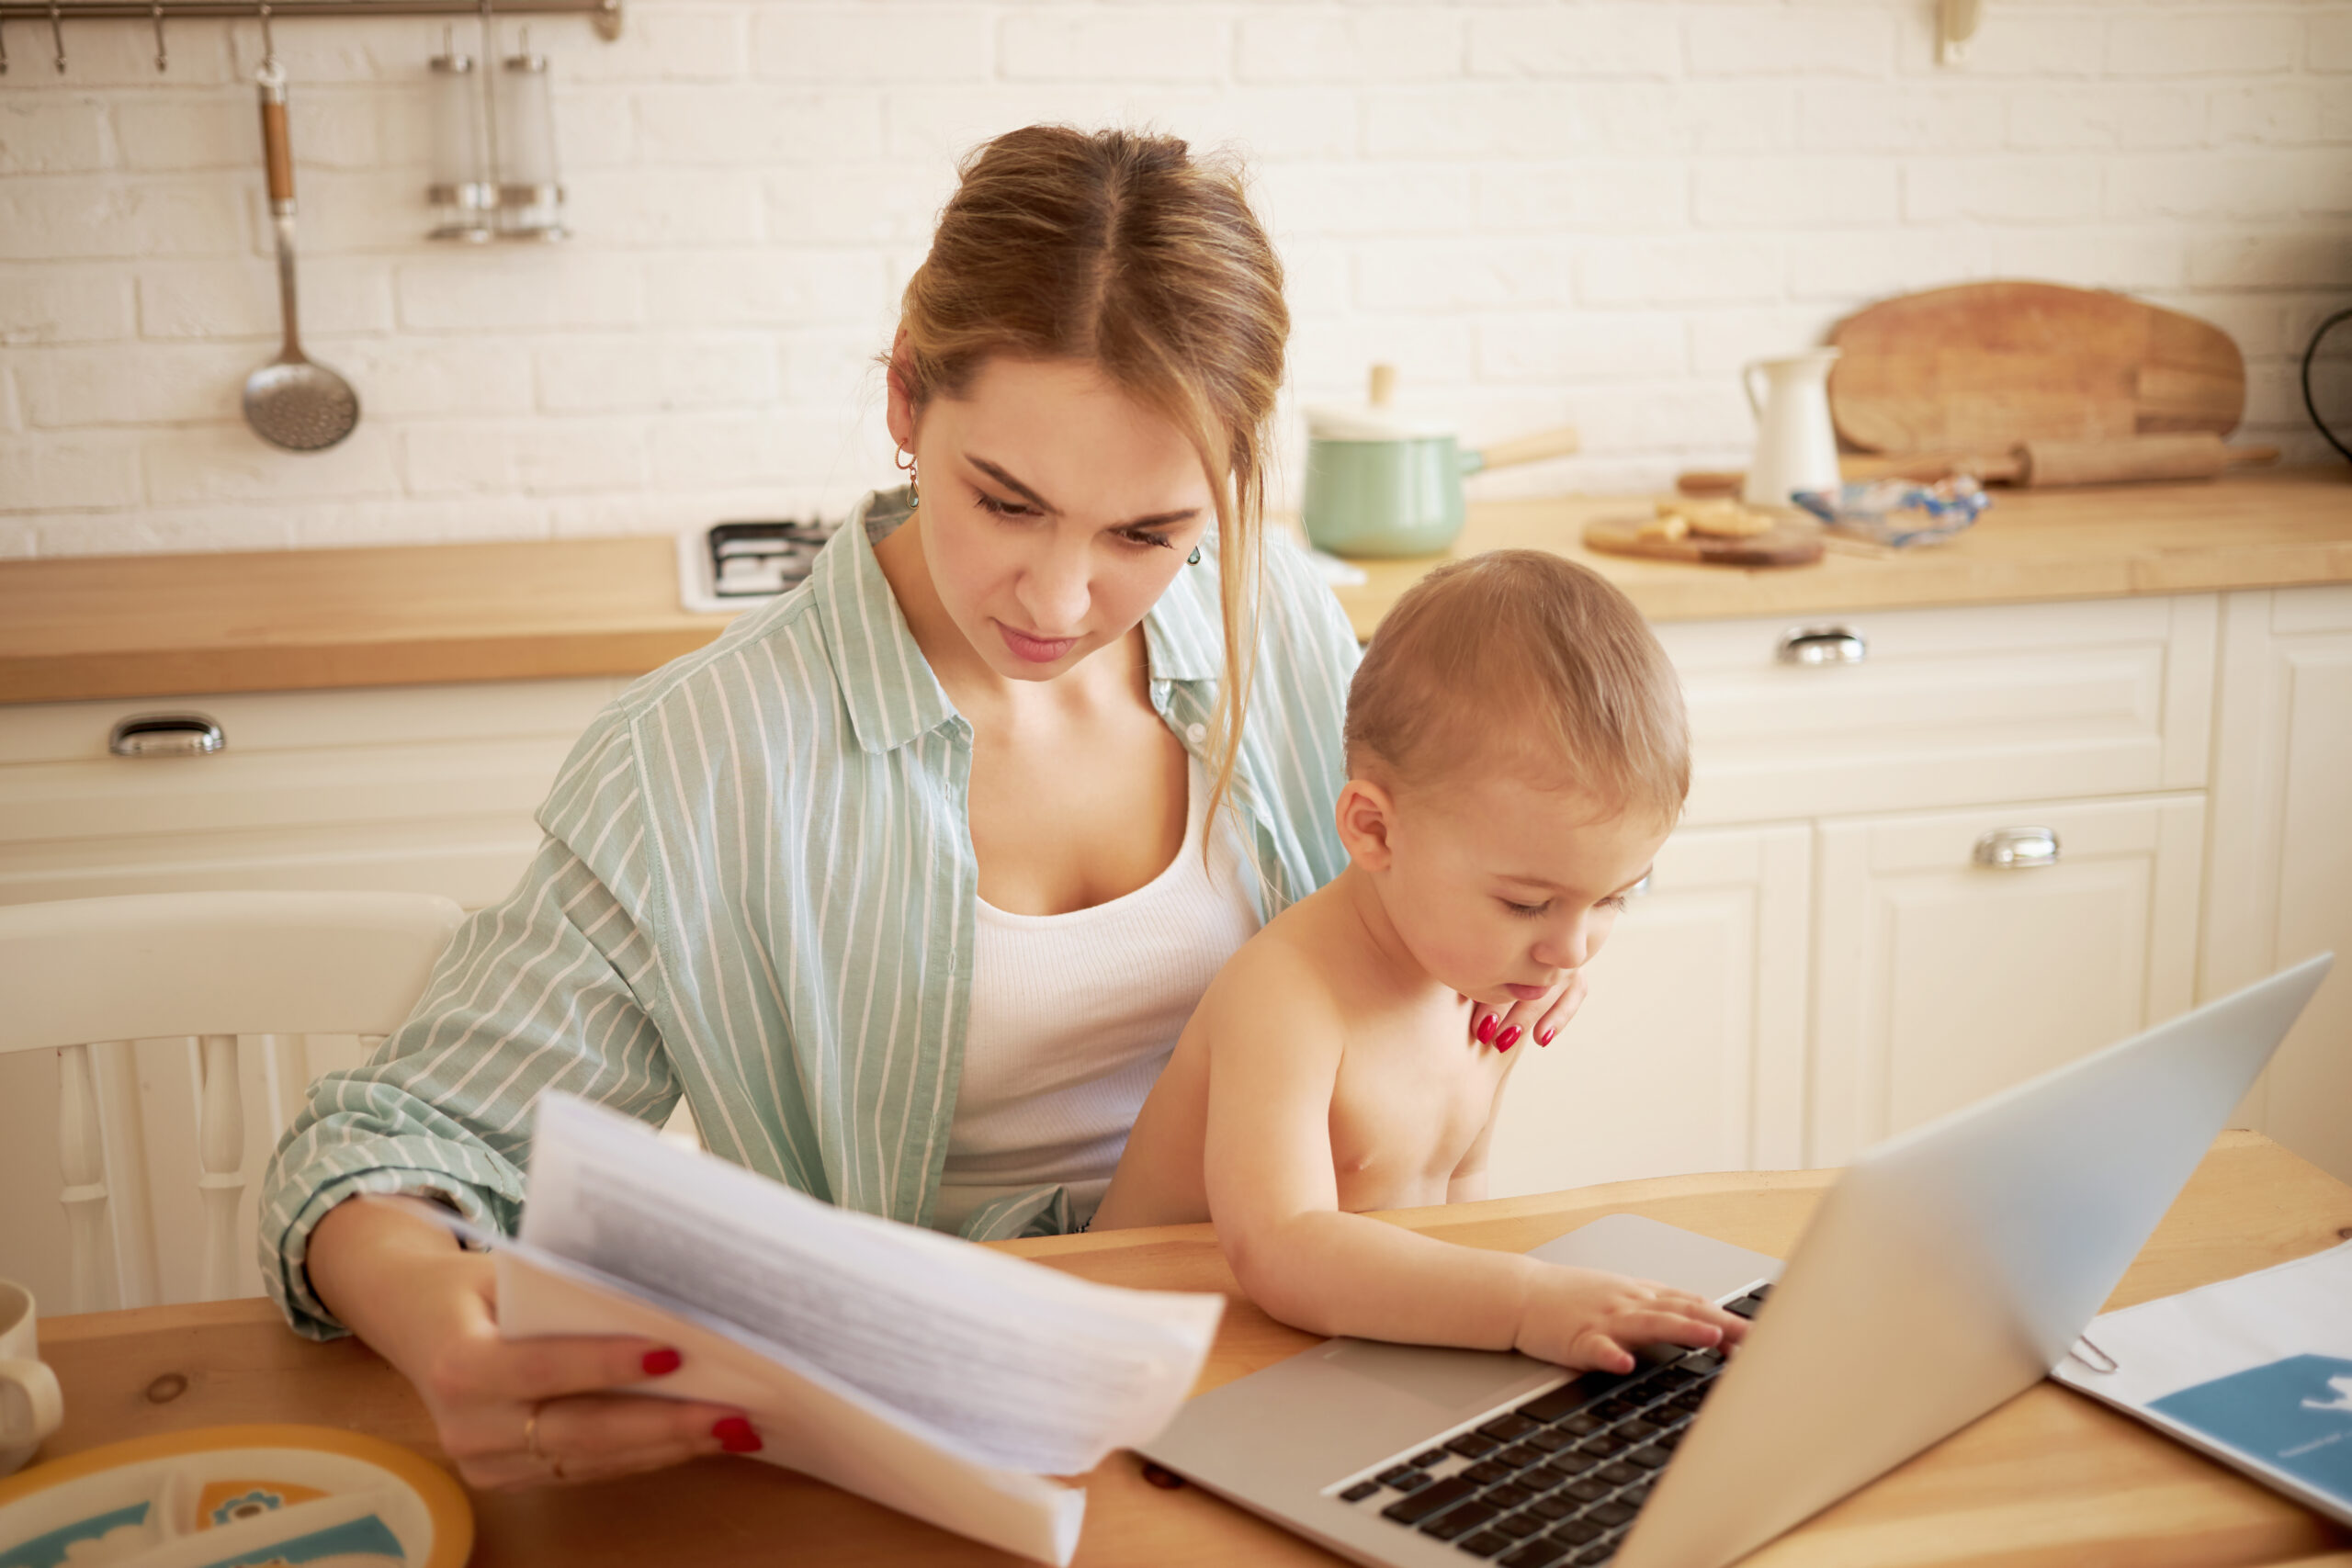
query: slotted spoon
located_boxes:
[243,59,359,452]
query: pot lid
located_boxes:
[1304,403,1457,442]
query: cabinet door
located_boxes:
[1812,794,2204,1165]
[2205,587,2352,1184]
[1487,824,1809,1198]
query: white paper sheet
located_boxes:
[2052,1239,2352,1526]
[495,1241,1088,1564]
[487,1093,1224,1563]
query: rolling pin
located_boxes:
[1679,434,2281,496]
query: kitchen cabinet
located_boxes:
[1658,594,2214,828]
[1494,594,2220,1188]
[1809,793,2205,1166]
[0,677,624,909]
[2202,585,2352,1185]
[1487,824,1809,1198]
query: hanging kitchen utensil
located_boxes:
[1301,365,1580,559]
[493,25,568,239]
[426,28,494,242]
[242,46,360,452]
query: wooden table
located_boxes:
[26,1132,2352,1567]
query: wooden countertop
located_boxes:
[3,470,2347,705]
[1333,467,2352,640]
[0,536,725,705]
[25,1132,2352,1566]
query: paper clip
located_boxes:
[2065,1334,2120,1375]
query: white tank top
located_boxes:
[933,756,1261,1235]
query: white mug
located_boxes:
[0,1278,64,1477]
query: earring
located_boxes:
[1187,545,1202,566]
[894,446,919,508]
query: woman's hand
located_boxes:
[306,1196,760,1489]
[1513,1265,1747,1374]
[1464,969,1590,1054]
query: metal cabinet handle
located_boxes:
[1973,827,2059,870]
[108,713,225,757]
[1776,626,1868,666]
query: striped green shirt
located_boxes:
[259,485,1361,1339]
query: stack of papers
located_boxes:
[2052,1239,2352,1526]
[485,1093,1224,1563]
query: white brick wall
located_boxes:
[1,0,2346,558]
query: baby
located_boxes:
[1094,549,1746,1374]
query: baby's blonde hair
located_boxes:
[1344,550,1690,824]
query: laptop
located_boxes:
[1136,953,2334,1568]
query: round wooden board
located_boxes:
[1828,281,2245,454]
[1583,516,1825,568]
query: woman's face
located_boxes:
[888,355,1216,682]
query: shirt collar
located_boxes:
[1139,528,1226,686]
[813,486,961,755]
[813,488,1229,753]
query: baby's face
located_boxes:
[1374,770,1668,1010]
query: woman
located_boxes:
[260,125,1580,1492]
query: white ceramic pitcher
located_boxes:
[1742,348,1842,508]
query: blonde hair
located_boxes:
[892,124,1289,829]
[1344,550,1690,825]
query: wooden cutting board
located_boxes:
[1828,282,2245,454]
[1584,516,1825,568]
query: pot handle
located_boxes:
[1465,424,1581,475]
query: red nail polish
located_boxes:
[642,1348,682,1377]
[714,1416,762,1453]
[1538,1028,1556,1047]
[1497,1026,1521,1052]
[1476,1013,1498,1044]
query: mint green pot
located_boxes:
[1302,437,1487,560]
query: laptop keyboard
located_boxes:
[1332,1284,1770,1566]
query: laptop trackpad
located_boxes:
[1317,1339,1554,1416]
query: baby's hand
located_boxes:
[1514,1266,1747,1373]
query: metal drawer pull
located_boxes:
[108,713,225,757]
[1776,626,1867,665]
[1973,827,2059,870]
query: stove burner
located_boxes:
[706,519,839,601]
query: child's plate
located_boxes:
[0,1425,471,1568]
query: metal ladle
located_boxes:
[243,14,359,453]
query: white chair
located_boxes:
[0,891,463,1314]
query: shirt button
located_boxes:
[1186,723,1207,744]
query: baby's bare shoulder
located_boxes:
[1199,918,1350,1039]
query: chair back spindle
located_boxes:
[195,1033,246,1303]
[55,1042,109,1314]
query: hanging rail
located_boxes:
[0,0,620,42]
